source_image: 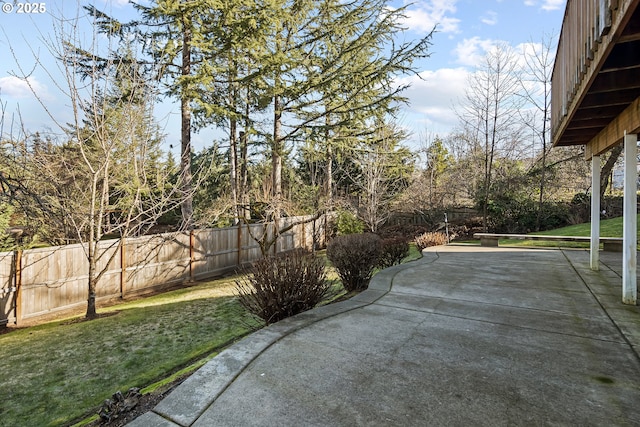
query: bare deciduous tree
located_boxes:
[520,34,555,230]
[457,43,524,231]
[346,123,414,232]
[7,11,185,319]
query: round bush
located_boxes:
[335,210,365,235]
[327,233,382,292]
[235,249,329,325]
[378,236,410,268]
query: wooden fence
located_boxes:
[386,208,478,226]
[0,215,329,326]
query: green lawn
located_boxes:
[0,277,262,427]
[532,215,633,237]
[0,246,422,426]
[404,243,423,262]
[497,214,640,248]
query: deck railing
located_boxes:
[551,0,640,144]
[552,0,616,141]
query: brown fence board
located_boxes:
[0,251,16,325]
[1,215,327,325]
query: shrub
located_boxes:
[487,196,572,233]
[336,210,365,235]
[0,202,14,250]
[235,249,329,325]
[378,237,410,269]
[414,232,448,251]
[327,233,382,292]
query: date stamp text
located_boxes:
[2,2,47,14]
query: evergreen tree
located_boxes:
[424,137,453,207]
[85,0,434,246]
[0,202,14,250]
[281,0,433,214]
[188,0,275,224]
[131,0,205,229]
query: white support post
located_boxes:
[622,133,637,305]
[591,155,601,270]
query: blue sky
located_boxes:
[394,0,566,143]
[0,0,567,152]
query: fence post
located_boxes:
[5,215,324,326]
[272,222,277,256]
[312,216,317,251]
[301,217,306,250]
[237,221,242,266]
[120,239,126,299]
[14,249,22,326]
[324,214,328,247]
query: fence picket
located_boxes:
[0,215,327,325]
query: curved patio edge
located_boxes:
[127,253,430,427]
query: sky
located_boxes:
[0,0,568,153]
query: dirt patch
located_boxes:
[84,372,192,427]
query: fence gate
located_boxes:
[0,251,17,326]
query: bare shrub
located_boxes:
[326,233,382,292]
[235,249,329,325]
[378,237,410,268]
[414,232,448,251]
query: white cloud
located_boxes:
[396,67,469,133]
[0,76,50,100]
[400,0,461,34]
[480,11,498,26]
[453,37,501,67]
[101,0,131,6]
[524,0,566,11]
[541,0,565,11]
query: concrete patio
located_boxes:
[129,245,640,426]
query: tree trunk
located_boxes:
[600,144,623,200]
[180,21,194,230]
[239,129,249,220]
[482,137,490,232]
[271,95,283,227]
[326,143,333,209]
[85,172,99,319]
[324,112,334,211]
[272,94,283,213]
[535,105,549,231]
[229,118,239,224]
[429,167,434,207]
[270,94,283,256]
[535,144,547,231]
[229,57,240,225]
[86,250,98,319]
